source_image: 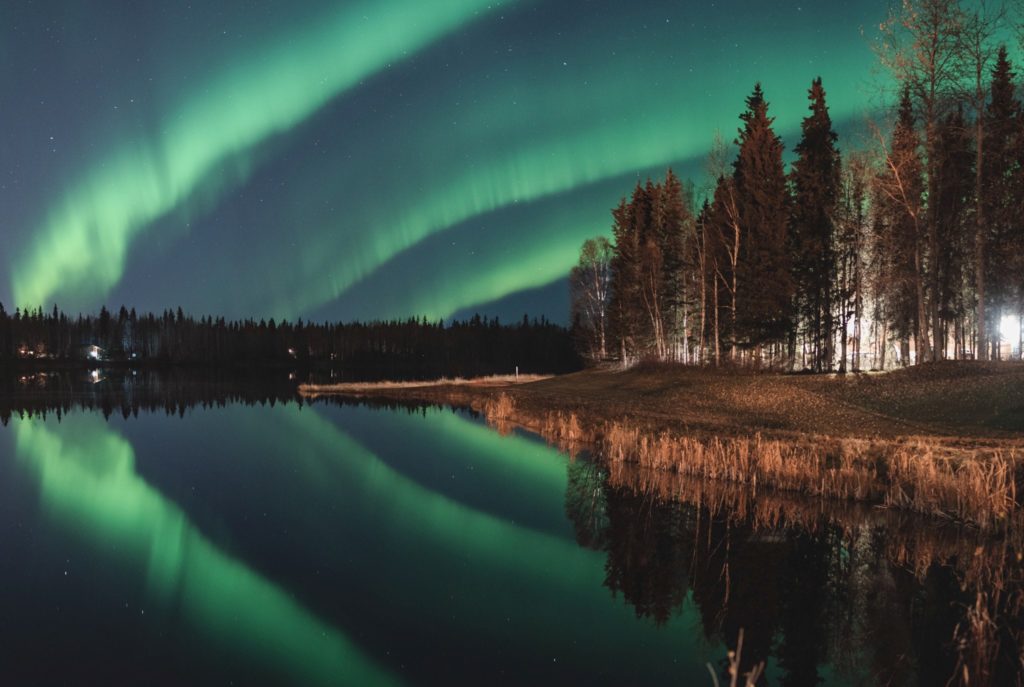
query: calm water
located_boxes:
[1,371,1021,685]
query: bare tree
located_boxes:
[876,0,967,361]
[869,89,927,365]
[570,237,614,361]
[961,1,1006,360]
[708,175,742,364]
[837,154,870,373]
[693,206,710,364]
[701,130,734,367]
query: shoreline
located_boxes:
[297,374,550,398]
[299,361,1024,530]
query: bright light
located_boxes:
[1000,315,1020,343]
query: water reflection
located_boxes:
[3,390,719,684]
[570,460,1024,686]
[0,368,301,423]
[2,379,1022,685]
[12,415,398,687]
[263,402,713,683]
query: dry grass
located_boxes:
[953,592,1003,687]
[488,362,1024,440]
[708,628,765,687]
[884,446,1019,529]
[476,392,1024,529]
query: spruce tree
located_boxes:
[657,169,693,359]
[608,191,642,362]
[790,78,841,371]
[637,180,664,357]
[984,46,1019,355]
[733,84,794,354]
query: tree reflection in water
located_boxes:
[566,458,1024,687]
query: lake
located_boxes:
[0,370,1020,685]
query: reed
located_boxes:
[952,591,1003,687]
[885,446,1018,530]
[606,459,1024,686]
[476,397,1024,530]
[708,628,765,687]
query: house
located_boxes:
[73,344,106,361]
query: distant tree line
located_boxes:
[0,367,444,426]
[0,367,302,425]
[0,304,579,377]
[572,0,1024,370]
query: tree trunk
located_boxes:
[853,266,862,372]
[731,221,739,362]
[839,312,848,374]
[813,305,822,372]
[879,321,887,370]
[699,247,707,365]
[928,210,941,362]
[976,111,988,361]
[914,239,930,364]
[730,272,737,362]
[713,275,721,367]
[1011,315,1019,362]
[823,286,834,372]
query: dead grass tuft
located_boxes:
[476,403,1024,530]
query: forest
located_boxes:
[571,0,1024,371]
[0,304,579,377]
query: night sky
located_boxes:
[2,0,889,324]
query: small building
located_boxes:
[73,344,106,361]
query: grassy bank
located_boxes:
[300,361,1024,528]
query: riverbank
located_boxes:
[299,361,1024,528]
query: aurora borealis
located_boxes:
[2,398,725,683]
[3,0,887,322]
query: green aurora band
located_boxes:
[272,403,715,667]
[250,10,881,320]
[12,413,400,687]
[11,402,720,678]
[11,0,507,310]
[8,1,888,323]
[328,195,614,321]
[10,1,895,323]
[276,111,712,317]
